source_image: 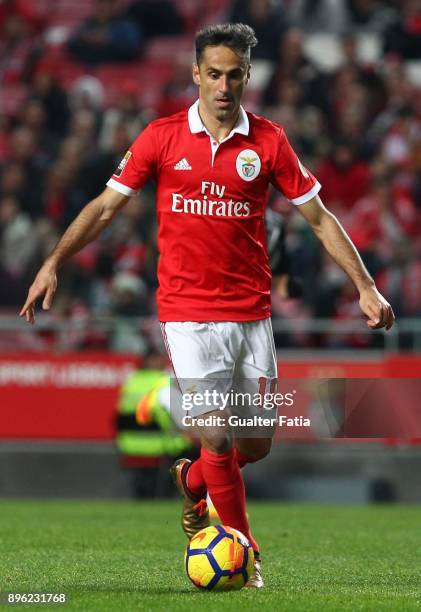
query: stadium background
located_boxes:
[0,0,420,505]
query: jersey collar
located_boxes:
[188,99,249,138]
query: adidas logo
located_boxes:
[174,158,192,170]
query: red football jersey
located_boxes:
[107,101,321,322]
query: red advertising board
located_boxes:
[0,353,138,439]
[0,353,420,440]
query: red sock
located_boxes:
[200,447,259,553]
[186,458,206,498]
[187,448,257,497]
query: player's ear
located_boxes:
[192,63,200,86]
[245,64,251,85]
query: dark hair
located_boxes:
[195,23,258,65]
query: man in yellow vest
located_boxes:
[116,352,195,497]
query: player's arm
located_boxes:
[20,186,129,324]
[297,195,395,330]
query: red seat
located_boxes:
[96,60,174,107]
[45,0,95,29]
[145,36,193,61]
[0,84,29,118]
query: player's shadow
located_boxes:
[66,583,262,595]
[67,584,193,594]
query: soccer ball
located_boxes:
[185,525,255,591]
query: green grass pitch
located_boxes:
[1,500,420,611]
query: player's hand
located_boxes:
[19,264,58,324]
[359,285,395,330]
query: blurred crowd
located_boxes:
[0,0,420,351]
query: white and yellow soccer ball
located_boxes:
[185,525,255,591]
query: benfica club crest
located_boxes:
[236,149,261,182]
[242,158,256,177]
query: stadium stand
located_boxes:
[0,0,419,353]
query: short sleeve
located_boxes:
[106,124,157,196]
[271,128,321,205]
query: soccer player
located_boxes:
[20,23,395,588]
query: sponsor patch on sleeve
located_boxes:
[113,151,132,177]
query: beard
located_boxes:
[213,99,237,122]
[215,108,232,120]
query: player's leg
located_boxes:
[187,322,262,556]
[163,322,234,538]
[230,319,278,588]
[164,321,260,556]
[197,423,260,555]
[185,321,276,556]
[233,318,278,463]
[235,436,272,467]
[173,416,262,552]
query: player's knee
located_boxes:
[201,431,232,454]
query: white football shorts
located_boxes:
[160,319,278,419]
